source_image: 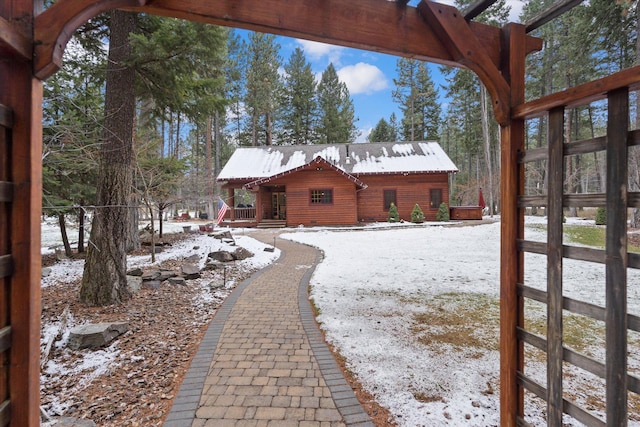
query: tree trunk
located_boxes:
[480,85,494,217]
[159,207,164,238]
[80,10,136,306]
[77,207,85,253]
[127,193,140,252]
[149,205,155,264]
[630,2,640,228]
[206,116,214,219]
[58,213,72,258]
[127,112,140,252]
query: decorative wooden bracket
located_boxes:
[418,0,511,126]
[33,0,148,80]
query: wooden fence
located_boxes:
[511,66,640,425]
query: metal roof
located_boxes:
[216,141,458,182]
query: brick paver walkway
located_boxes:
[164,232,374,427]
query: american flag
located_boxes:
[217,197,229,225]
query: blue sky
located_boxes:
[269,0,526,142]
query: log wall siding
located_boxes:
[264,169,358,226]
[356,174,450,222]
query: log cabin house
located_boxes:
[216,141,458,227]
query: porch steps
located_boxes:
[257,219,287,229]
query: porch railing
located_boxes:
[233,207,256,220]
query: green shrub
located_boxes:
[411,203,425,223]
[436,202,449,222]
[388,202,399,222]
[595,207,606,225]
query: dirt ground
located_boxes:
[40,232,395,426]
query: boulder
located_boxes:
[203,261,224,271]
[127,267,144,277]
[184,254,200,263]
[126,276,142,294]
[141,270,161,281]
[50,417,97,427]
[143,280,162,290]
[208,281,225,290]
[208,251,234,263]
[68,322,129,350]
[168,277,186,286]
[181,264,201,280]
[212,230,233,241]
[232,247,253,261]
[158,269,177,280]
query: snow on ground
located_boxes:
[283,217,640,426]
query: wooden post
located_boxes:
[547,107,565,426]
[605,87,628,426]
[0,0,43,425]
[499,23,526,427]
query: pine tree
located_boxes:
[43,36,103,256]
[368,118,396,142]
[81,10,138,306]
[281,47,318,145]
[436,203,450,222]
[244,32,282,146]
[317,63,359,144]
[392,59,440,141]
[388,202,399,223]
[411,203,425,223]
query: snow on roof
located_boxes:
[217,142,458,181]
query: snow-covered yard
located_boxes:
[283,217,640,426]
[40,217,640,425]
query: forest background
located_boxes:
[41,0,639,305]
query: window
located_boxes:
[383,189,397,210]
[310,189,333,204]
[430,189,442,209]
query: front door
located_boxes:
[272,192,286,220]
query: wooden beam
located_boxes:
[500,22,527,427]
[418,1,510,125]
[546,106,564,426]
[512,64,640,120]
[462,0,499,21]
[0,0,43,423]
[524,0,585,33]
[605,87,628,426]
[0,16,30,61]
[35,0,541,81]
[33,0,148,79]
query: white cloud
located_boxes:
[296,39,345,65]
[336,63,389,95]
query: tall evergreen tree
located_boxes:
[281,47,318,145]
[225,31,246,146]
[392,59,440,141]
[317,63,359,144]
[80,10,138,306]
[368,118,396,142]
[244,32,282,146]
[43,36,104,256]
